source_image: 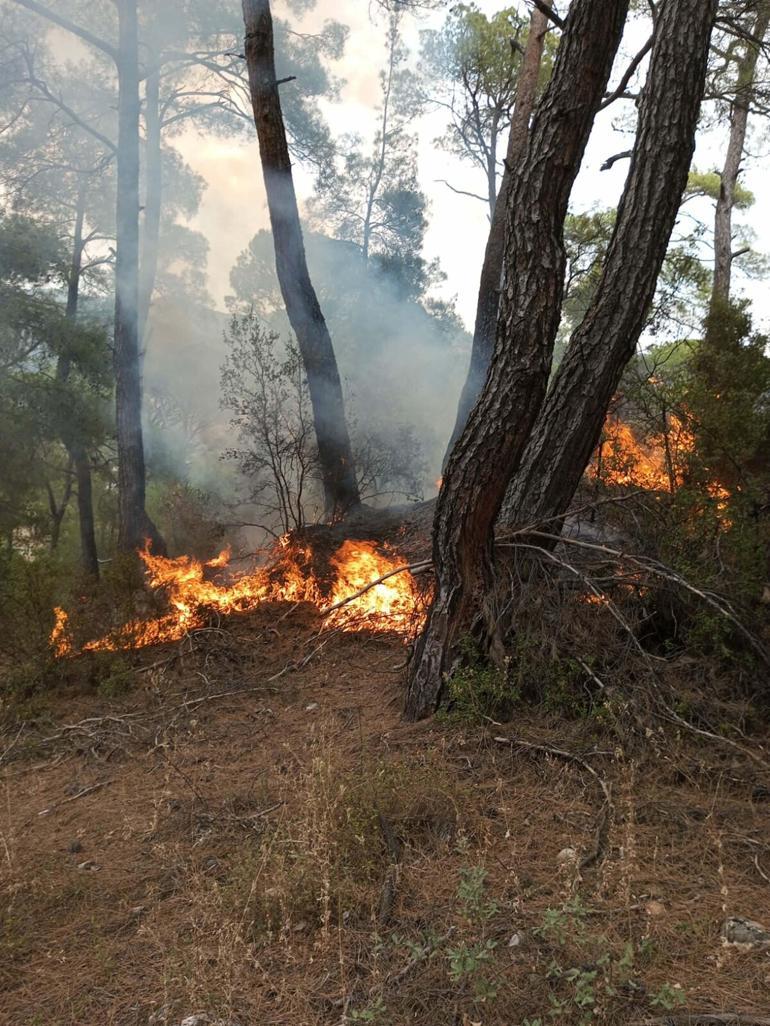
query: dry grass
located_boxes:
[1,604,770,1026]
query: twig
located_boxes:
[322,560,432,615]
[38,779,111,817]
[492,734,612,869]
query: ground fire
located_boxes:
[50,537,423,658]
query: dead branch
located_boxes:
[37,779,112,817]
[492,734,613,869]
[322,560,432,615]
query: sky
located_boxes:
[174,0,770,335]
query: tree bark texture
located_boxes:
[443,0,552,466]
[114,0,165,554]
[712,2,770,306]
[242,0,360,520]
[502,0,717,534]
[404,0,629,721]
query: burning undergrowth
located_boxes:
[50,535,428,658]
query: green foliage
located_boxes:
[686,170,754,209]
[444,637,517,724]
[419,4,555,208]
[530,897,678,1024]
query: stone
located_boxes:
[556,847,578,865]
[68,839,83,854]
[722,916,770,947]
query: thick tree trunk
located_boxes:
[114,0,165,554]
[241,0,360,520]
[443,1,551,466]
[712,3,770,306]
[56,179,100,578]
[404,0,629,721]
[502,0,716,534]
[139,57,162,345]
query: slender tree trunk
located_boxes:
[405,0,629,721]
[502,0,716,535]
[139,56,162,344]
[56,178,100,578]
[114,0,165,553]
[442,1,551,465]
[242,0,360,520]
[712,3,770,306]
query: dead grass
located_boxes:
[1,604,769,1026]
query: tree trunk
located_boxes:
[442,1,551,466]
[56,178,100,578]
[114,0,165,554]
[241,0,360,521]
[139,55,162,345]
[502,0,716,534]
[404,0,629,721]
[712,2,770,306]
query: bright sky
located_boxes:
[176,0,770,334]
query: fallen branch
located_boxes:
[38,779,111,817]
[492,734,613,869]
[322,560,432,615]
[631,1016,770,1026]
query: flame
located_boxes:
[50,537,422,657]
[591,413,694,492]
[324,540,421,631]
[50,606,74,658]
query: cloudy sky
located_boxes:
[175,0,770,333]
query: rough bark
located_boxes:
[55,179,100,578]
[404,0,629,721]
[442,1,551,466]
[114,0,165,554]
[241,0,360,520]
[712,2,770,306]
[503,0,717,534]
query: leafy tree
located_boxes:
[0,211,109,551]
[310,9,436,302]
[419,3,555,216]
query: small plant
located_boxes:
[443,636,518,724]
[350,996,388,1022]
[650,982,686,1011]
[529,897,680,1024]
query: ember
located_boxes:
[51,537,423,657]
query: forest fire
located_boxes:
[50,537,423,658]
[591,413,695,491]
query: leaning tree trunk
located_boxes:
[442,0,551,466]
[56,178,100,578]
[242,0,360,521]
[712,2,770,307]
[404,0,629,721]
[502,0,717,534]
[114,0,166,554]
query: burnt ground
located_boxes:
[1,604,770,1026]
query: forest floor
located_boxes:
[1,603,770,1026]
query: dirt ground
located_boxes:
[1,605,769,1026]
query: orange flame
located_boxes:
[50,538,422,657]
[591,413,695,492]
[50,606,74,658]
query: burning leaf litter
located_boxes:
[51,537,424,657]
